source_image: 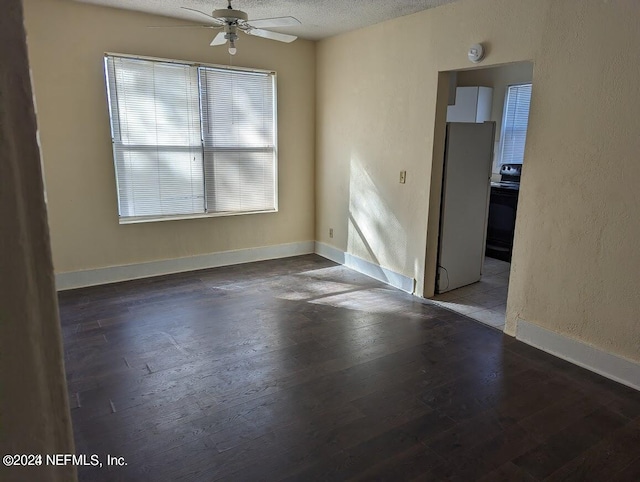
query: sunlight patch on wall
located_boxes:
[347,155,407,274]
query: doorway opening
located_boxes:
[426,61,534,331]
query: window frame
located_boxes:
[498,82,532,167]
[104,52,279,225]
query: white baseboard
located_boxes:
[314,241,345,265]
[56,241,315,290]
[314,242,415,293]
[516,319,640,391]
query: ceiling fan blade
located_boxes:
[246,28,297,43]
[181,6,225,25]
[147,25,218,29]
[210,31,227,46]
[247,16,300,29]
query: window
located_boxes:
[498,83,532,165]
[104,54,277,223]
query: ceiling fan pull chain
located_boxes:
[230,71,236,125]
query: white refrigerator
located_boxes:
[436,122,495,294]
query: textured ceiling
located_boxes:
[72,0,461,40]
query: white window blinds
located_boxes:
[200,67,276,213]
[104,55,277,221]
[105,57,204,218]
[499,83,532,165]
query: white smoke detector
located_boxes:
[468,43,485,63]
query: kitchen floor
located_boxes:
[431,256,510,331]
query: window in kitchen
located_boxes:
[498,83,532,165]
[104,54,277,223]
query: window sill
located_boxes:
[118,209,278,225]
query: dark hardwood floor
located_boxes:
[58,255,640,481]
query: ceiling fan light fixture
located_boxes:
[228,40,237,55]
[225,27,239,55]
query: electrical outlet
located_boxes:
[400,170,406,184]
[329,228,334,238]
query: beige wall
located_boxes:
[1,1,75,479]
[23,0,316,274]
[316,0,640,362]
[457,62,533,174]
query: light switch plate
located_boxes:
[400,170,406,184]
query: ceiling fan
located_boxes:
[178,1,301,55]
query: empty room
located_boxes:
[2,0,639,480]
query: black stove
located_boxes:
[486,164,522,262]
[491,180,520,190]
[498,163,522,184]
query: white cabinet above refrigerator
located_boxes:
[446,86,493,123]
